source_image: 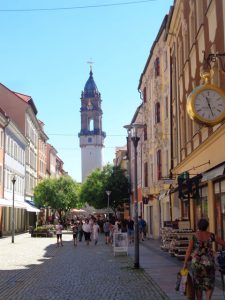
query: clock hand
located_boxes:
[205,97,214,117]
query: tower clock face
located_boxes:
[187,85,225,126]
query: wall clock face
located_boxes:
[187,84,225,126]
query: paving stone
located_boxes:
[0,233,168,300]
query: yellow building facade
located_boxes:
[167,0,225,239]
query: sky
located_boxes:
[0,0,173,182]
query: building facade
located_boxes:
[166,0,225,239]
[37,120,48,182]
[79,68,106,182]
[138,16,171,238]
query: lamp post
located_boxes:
[124,123,144,269]
[105,190,111,220]
[11,175,16,244]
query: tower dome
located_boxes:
[84,70,99,97]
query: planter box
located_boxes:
[31,231,54,238]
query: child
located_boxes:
[71,221,78,246]
[55,220,63,247]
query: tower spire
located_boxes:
[87,59,94,72]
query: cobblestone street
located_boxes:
[0,233,168,300]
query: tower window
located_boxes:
[88,138,92,143]
[89,119,94,131]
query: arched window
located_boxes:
[155,102,160,123]
[157,150,162,180]
[154,57,160,76]
[144,162,148,187]
[144,125,147,140]
[88,119,94,131]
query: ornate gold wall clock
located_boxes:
[187,79,225,126]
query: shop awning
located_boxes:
[201,164,225,182]
[0,198,27,209]
[24,200,40,213]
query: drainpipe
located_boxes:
[138,90,144,217]
[169,47,173,221]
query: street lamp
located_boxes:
[124,123,144,269]
[105,190,111,220]
[11,175,16,243]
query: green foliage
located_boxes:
[33,225,55,232]
[79,164,129,211]
[34,176,82,211]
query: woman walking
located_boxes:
[184,218,225,300]
[92,220,100,245]
[55,220,63,247]
[78,220,83,242]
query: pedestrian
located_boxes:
[103,220,110,244]
[71,220,78,246]
[92,220,100,245]
[55,219,63,247]
[78,220,83,242]
[127,216,134,244]
[82,219,91,246]
[114,218,121,233]
[183,218,225,300]
[138,216,146,241]
[121,219,128,233]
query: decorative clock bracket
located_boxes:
[203,51,225,74]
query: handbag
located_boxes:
[175,268,188,294]
[175,268,195,300]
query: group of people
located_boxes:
[55,218,100,247]
[101,216,147,245]
[55,216,147,248]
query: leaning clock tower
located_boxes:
[79,67,106,182]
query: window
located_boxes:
[144,126,147,141]
[89,119,94,131]
[88,137,92,143]
[165,150,169,176]
[0,130,3,148]
[165,96,168,119]
[215,180,225,241]
[164,50,167,71]
[155,103,160,123]
[194,186,208,230]
[154,57,160,76]
[143,87,147,103]
[157,150,162,180]
[144,162,148,187]
[0,165,2,184]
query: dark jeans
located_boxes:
[78,230,83,241]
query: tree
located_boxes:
[79,164,129,213]
[34,176,82,217]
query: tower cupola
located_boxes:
[83,70,100,98]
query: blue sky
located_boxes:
[0,0,173,182]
